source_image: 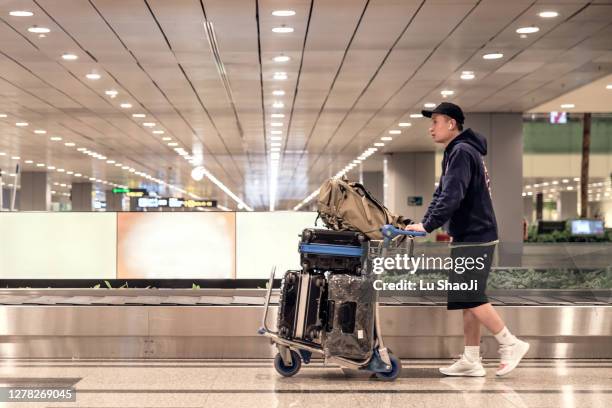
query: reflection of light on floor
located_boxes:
[556,359,569,376]
[561,384,575,408]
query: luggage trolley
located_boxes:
[258,224,425,380]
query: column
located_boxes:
[384,152,435,224]
[71,182,93,211]
[536,192,544,220]
[105,189,124,211]
[558,190,578,220]
[362,171,384,203]
[523,196,534,224]
[20,171,51,211]
[465,113,523,266]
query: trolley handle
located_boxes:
[381,224,426,239]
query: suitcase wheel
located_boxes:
[286,273,297,285]
[314,276,326,287]
[308,327,320,340]
[374,353,401,381]
[274,350,302,377]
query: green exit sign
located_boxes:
[112,188,130,194]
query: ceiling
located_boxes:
[0,0,611,210]
[528,72,612,112]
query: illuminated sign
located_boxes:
[113,188,148,197]
[137,197,217,209]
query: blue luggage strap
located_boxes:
[298,243,363,257]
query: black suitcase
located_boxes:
[277,270,327,342]
[299,229,366,273]
[323,273,376,360]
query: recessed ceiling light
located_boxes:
[271,122,283,127]
[120,103,132,109]
[36,163,45,167]
[538,11,558,18]
[132,113,146,118]
[272,101,284,108]
[104,90,118,98]
[15,122,28,127]
[270,147,281,152]
[86,73,101,80]
[606,84,612,90]
[64,142,75,147]
[0,114,7,118]
[271,113,285,118]
[272,26,294,33]
[271,130,282,134]
[399,122,412,126]
[47,166,56,170]
[516,26,540,34]
[483,52,504,60]
[271,142,282,147]
[561,103,575,109]
[11,156,20,160]
[270,136,282,141]
[75,173,81,176]
[28,26,50,33]
[423,102,436,108]
[62,53,78,60]
[152,130,165,134]
[273,72,288,80]
[10,11,34,17]
[50,136,62,141]
[389,130,401,134]
[381,136,392,141]
[34,129,46,134]
[273,55,291,62]
[272,90,285,96]
[374,142,385,147]
[409,113,423,118]
[272,10,296,17]
[162,137,172,141]
[167,142,178,147]
[142,122,156,127]
[58,169,65,172]
[25,160,33,164]
[460,70,475,80]
[77,147,87,151]
[441,89,455,97]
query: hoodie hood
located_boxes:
[446,128,488,155]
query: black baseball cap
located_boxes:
[422,102,465,125]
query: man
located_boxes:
[405,102,529,377]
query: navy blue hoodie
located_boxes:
[422,128,498,243]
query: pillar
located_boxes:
[20,171,51,211]
[362,171,384,203]
[105,189,124,211]
[465,113,523,266]
[558,190,578,220]
[384,152,435,224]
[536,192,544,220]
[71,182,93,211]
[523,196,534,224]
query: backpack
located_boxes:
[316,176,410,240]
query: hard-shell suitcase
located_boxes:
[323,273,376,361]
[299,229,366,273]
[277,270,327,343]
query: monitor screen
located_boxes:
[570,219,604,236]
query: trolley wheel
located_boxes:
[286,273,297,285]
[374,353,401,381]
[314,276,326,287]
[274,350,302,377]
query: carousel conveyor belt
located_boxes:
[0,288,610,359]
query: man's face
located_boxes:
[429,114,455,144]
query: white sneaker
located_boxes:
[439,355,486,377]
[496,339,530,376]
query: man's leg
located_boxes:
[470,303,530,376]
[439,309,485,377]
[464,308,481,346]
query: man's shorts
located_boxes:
[447,242,496,310]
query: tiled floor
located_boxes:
[0,359,609,407]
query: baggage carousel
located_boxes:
[0,288,610,359]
